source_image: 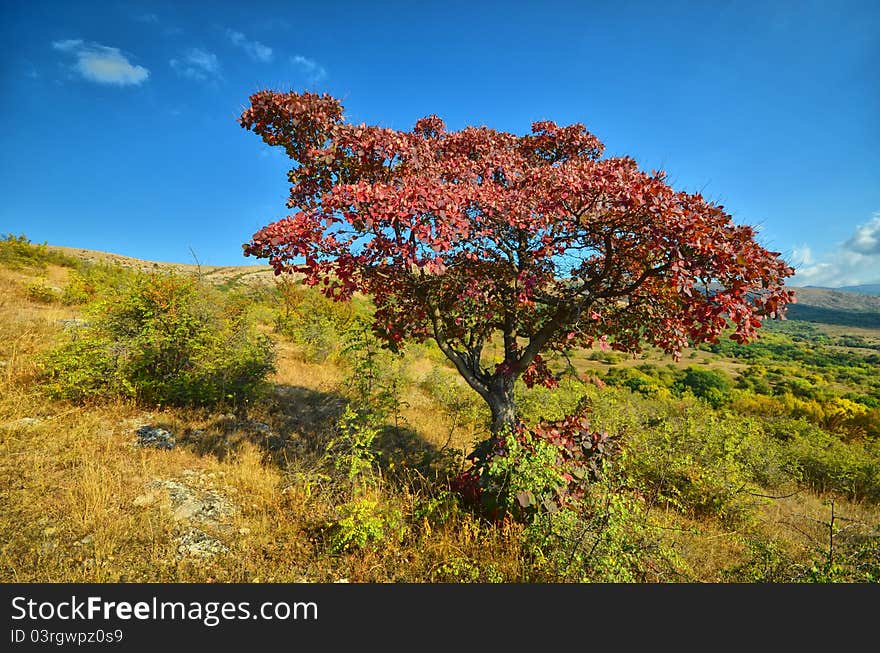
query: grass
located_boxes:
[1,243,878,583]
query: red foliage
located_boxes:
[240,91,795,410]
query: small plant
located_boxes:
[433,556,504,582]
[325,405,381,485]
[326,498,403,554]
[340,316,406,426]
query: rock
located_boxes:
[3,417,42,429]
[238,527,251,535]
[142,478,235,526]
[78,534,94,546]
[172,499,205,522]
[176,528,228,559]
[132,491,157,507]
[57,318,89,330]
[135,425,175,450]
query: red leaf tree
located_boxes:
[240,91,795,435]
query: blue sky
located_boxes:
[1,0,878,286]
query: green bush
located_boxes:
[25,281,61,304]
[515,377,590,424]
[60,263,136,305]
[523,484,681,582]
[274,279,357,362]
[340,316,407,425]
[786,427,880,502]
[454,411,619,521]
[0,233,81,270]
[620,401,785,521]
[476,426,568,520]
[41,271,275,407]
[677,366,732,408]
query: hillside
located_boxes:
[788,286,880,328]
[2,237,878,584]
[47,245,279,288]
[831,284,880,296]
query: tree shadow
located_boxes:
[178,384,451,478]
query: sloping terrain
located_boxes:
[2,239,878,583]
[47,245,279,288]
[788,286,880,328]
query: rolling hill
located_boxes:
[788,286,880,328]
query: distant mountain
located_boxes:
[833,284,880,296]
[788,286,880,328]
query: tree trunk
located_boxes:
[486,387,517,436]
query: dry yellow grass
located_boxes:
[1,248,877,583]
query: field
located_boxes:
[1,235,878,583]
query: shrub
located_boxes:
[621,403,785,521]
[600,367,673,400]
[41,271,275,407]
[25,281,61,303]
[677,366,732,408]
[60,263,135,305]
[454,409,619,521]
[522,487,678,582]
[786,428,880,502]
[515,377,591,424]
[274,278,359,362]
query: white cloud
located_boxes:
[791,244,813,266]
[225,29,273,62]
[170,48,220,80]
[292,55,326,83]
[792,213,880,287]
[846,215,880,255]
[52,39,150,86]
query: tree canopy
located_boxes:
[240,91,795,432]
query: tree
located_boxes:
[239,91,795,436]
